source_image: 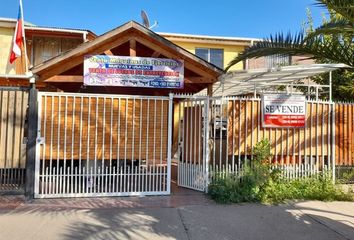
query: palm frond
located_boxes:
[309,19,354,36]
[315,0,354,23]
[225,32,354,71]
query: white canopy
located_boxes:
[204,63,348,96]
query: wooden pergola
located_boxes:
[31,21,224,96]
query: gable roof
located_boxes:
[31,21,224,88]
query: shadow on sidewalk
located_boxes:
[0,194,353,240]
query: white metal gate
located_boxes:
[34,92,172,198]
[175,96,209,191]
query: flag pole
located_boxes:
[20,0,29,74]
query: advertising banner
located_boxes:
[84,55,184,89]
[262,94,306,128]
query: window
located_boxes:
[195,48,224,69]
[32,36,82,66]
[265,54,291,68]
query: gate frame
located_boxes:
[174,95,211,192]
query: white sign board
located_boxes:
[262,94,306,128]
[84,55,184,89]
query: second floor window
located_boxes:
[32,36,82,66]
[195,48,224,69]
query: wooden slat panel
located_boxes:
[183,105,202,164]
[335,103,354,166]
[349,104,353,165]
[335,104,340,164]
[240,101,246,155]
[246,101,252,156]
[337,104,342,165]
[19,91,28,168]
[323,104,329,156]
[227,101,234,156]
[228,100,334,165]
[13,91,23,168]
[0,89,28,169]
[172,103,181,156]
[0,91,9,168]
[5,91,15,168]
[41,95,169,163]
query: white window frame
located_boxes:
[195,48,224,68]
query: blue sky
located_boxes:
[1,0,327,38]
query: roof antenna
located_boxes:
[141,10,158,30]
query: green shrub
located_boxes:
[258,175,353,204]
[337,167,354,184]
[208,173,258,203]
[208,139,353,204]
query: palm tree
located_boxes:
[226,0,354,71]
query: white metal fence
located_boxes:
[33,92,336,197]
[175,95,335,192]
[209,163,331,181]
[34,92,172,198]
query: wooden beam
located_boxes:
[45,75,83,83]
[184,77,213,84]
[151,51,160,58]
[182,83,201,92]
[104,50,114,55]
[129,39,136,57]
[44,75,213,84]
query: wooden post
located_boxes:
[25,83,38,201]
[207,84,213,97]
[130,39,136,57]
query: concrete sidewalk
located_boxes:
[0,195,353,240]
[289,201,354,240]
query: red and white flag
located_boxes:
[9,0,25,64]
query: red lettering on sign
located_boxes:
[264,114,305,127]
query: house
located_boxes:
[159,32,314,71]
[0,17,97,87]
[158,32,256,71]
[0,18,351,200]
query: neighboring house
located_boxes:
[248,54,314,69]
[159,32,314,71]
[0,17,96,76]
[158,32,258,71]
